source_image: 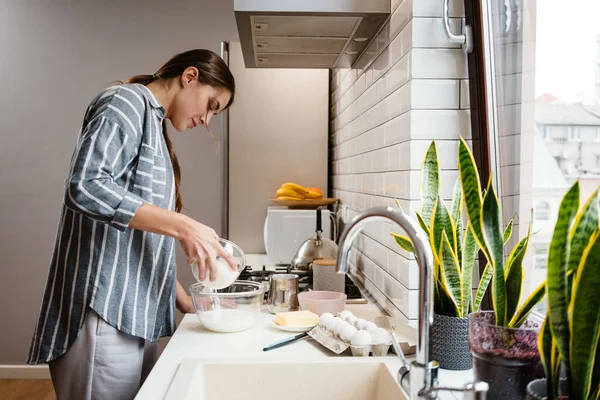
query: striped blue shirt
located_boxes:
[27,84,177,365]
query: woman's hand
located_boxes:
[178,217,237,282]
[128,204,237,282]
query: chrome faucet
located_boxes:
[335,207,489,400]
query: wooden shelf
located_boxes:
[268,197,339,208]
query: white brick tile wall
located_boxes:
[411,18,463,48]
[331,0,471,324]
[411,49,468,79]
[411,80,460,109]
[412,0,466,18]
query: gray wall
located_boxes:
[228,41,329,254]
[0,0,238,366]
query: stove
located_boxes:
[238,265,366,302]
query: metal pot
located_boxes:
[291,208,338,270]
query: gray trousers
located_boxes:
[49,308,158,400]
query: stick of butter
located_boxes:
[275,310,319,327]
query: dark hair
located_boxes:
[124,49,235,213]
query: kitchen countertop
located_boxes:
[135,255,475,400]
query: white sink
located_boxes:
[165,358,407,400]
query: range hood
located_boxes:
[234,0,390,69]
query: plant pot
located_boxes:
[468,311,542,400]
[526,378,569,400]
[431,313,472,370]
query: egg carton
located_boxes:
[307,325,392,357]
[307,315,417,357]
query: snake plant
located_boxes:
[392,139,546,325]
[538,182,600,400]
[456,137,547,328]
[392,141,508,317]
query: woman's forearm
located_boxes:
[129,203,192,240]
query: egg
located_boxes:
[326,317,343,332]
[346,316,359,326]
[351,330,372,346]
[334,321,351,337]
[337,310,354,321]
[371,327,392,345]
[353,318,368,330]
[340,325,358,342]
[319,313,335,327]
[365,321,379,333]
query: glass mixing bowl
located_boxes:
[189,280,267,333]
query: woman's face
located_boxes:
[169,67,232,132]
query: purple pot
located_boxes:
[468,311,542,400]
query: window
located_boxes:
[535,202,550,221]
[568,126,581,141]
[534,247,548,270]
[541,125,551,139]
[469,0,598,313]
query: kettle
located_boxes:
[291,208,338,270]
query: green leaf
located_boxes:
[481,178,507,326]
[504,216,514,244]
[420,141,440,226]
[455,210,464,269]
[435,277,459,316]
[505,221,531,322]
[506,235,528,276]
[391,233,415,253]
[547,182,580,380]
[539,314,558,400]
[570,229,600,400]
[431,196,456,263]
[551,344,561,400]
[440,231,463,316]
[508,281,546,328]
[458,137,489,261]
[461,223,478,315]
[474,263,492,312]
[416,212,431,237]
[504,241,526,323]
[452,178,464,263]
[567,188,599,301]
[451,178,462,227]
[592,339,600,400]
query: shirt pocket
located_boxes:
[151,155,168,204]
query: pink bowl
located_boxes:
[297,291,347,316]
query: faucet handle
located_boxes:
[420,381,489,400]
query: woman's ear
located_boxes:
[181,67,199,87]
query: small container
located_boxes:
[266,274,299,314]
[191,239,246,290]
[312,259,345,293]
[298,291,347,316]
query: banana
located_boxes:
[280,182,308,196]
[276,196,305,201]
[305,190,322,199]
[276,188,304,199]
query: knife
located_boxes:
[262,332,309,352]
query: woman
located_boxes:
[27,49,236,399]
